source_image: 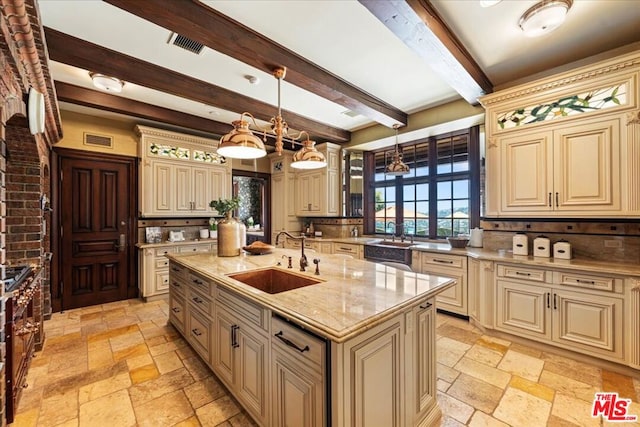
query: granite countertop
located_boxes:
[167,249,455,342]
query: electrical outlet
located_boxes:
[604,240,622,248]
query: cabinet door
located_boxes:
[297,174,312,214]
[272,174,286,232]
[151,162,173,214]
[434,269,467,316]
[467,258,480,322]
[209,167,231,211]
[212,308,236,387]
[169,294,186,334]
[499,130,553,212]
[175,165,193,212]
[236,324,268,425]
[308,173,322,213]
[187,309,212,364]
[552,289,623,360]
[553,117,620,212]
[495,280,551,341]
[347,321,404,427]
[327,169,339,215]
[192,166,210,212]
[272,348,324,427]
[412,300,437,423]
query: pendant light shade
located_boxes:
[217,118,267,159]
[385,124,410,176]
[291,139,327,170]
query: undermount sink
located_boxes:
[226,268,322,294]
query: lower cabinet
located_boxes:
[413,252,468,316]
[410,299,438,425]
[495,264,624,362]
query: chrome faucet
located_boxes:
[275,231,308,272]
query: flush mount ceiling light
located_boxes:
[291,133,327,170]
[479,0,502,7]
[519,0,572,38]
[385,124,410,176]
[89,72,124,93]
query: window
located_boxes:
[366,127,480,239]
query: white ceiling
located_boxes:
[38,0,640,141]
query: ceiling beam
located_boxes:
[103,0,407,128]
[55,81,234,136]
[359,0,493,105]
[44,27,350,143]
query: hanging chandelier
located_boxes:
[218,67,326,169]
[385,124,410,176]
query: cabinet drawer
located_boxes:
[154,247,176,257]
[170,275,186,297]
[154,270,170,293]
[497,264,547,282]
[286,238,302,249]
[155,257,170,269]
[188,272,214,295]
[272,316,325,372]
[189,287,214,319]
[333,243,359,256]
[421,253,467,270]
[169,294,186,333]
[188,310,211,363]
[216,286,268,332]
[178,244,212,253]
[553,271,620,293]
[170,262,187,280]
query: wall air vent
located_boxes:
[168,32,205,55]
[84,133,113,149]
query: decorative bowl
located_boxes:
[447,236,469,248]
[242,243,275,255]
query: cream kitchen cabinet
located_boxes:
[271,316,326,427]
[137,125,231,218]
[270,152,300,240]
[496,115,621,216]
[332,242,362,259]
[495,264,624,362]
[295,142,341,217]
[412,251,468,316]
[139,242,212,300]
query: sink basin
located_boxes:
[226,268,322,294]
[370,240,414,248]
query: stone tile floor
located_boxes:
[11,298,640,426]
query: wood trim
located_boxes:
[359,0,492,104]
[232,169,272,246]
[44,27,350,144]
[103,0,407,128]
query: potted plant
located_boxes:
[209,197,245,256]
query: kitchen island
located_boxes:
[167,248,456,427]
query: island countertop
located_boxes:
[166,249,455,342]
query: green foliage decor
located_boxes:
[209,197,240,216]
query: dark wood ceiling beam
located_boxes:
[103,0,407,128]
[55,81,234,136]
[359,0,493,105]
[45,27,350,143]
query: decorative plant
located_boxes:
[209,197,240,216]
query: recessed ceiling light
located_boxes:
[519,0,573,38]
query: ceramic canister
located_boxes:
[512,233,528,256]
[553,240,572,259]
[533,235,551,257]
[469,227,484,247]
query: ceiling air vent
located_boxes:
[168,32,205,55]
[84,133,113,149]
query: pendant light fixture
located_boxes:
[385,124,410,176]
[291,133,327,170]
[217,114,267,159]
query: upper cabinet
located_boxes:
[137,125,231,217]
[295,142,341,217]
[480,50,640,218]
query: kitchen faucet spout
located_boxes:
[275,231,308,272]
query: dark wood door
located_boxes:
[58,152,136,310]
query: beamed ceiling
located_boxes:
[39,0,640,147]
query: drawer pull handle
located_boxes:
[515,271,531,276]
[192,297,203,304]
[339,247,352,251]
[171,267,180,272]
[172,281,180,287]
[163,262,168,266]
[192,279,204,285]
[192,328,202,337]
[576,279,596,285]
[231,325,240,348]
[419,302,433,310]
[433,259,453,264]
[172,307,180,313]
[546,292,550,309]
[553,294,558,310]
[274,331,310,353]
